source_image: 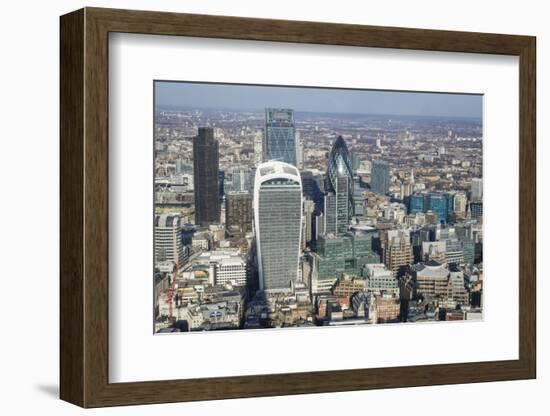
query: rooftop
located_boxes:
[257,161,300,178]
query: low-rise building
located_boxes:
[363,263,399,295]
[401,261,470,306]
[374,292,400,323]
[332,274,367,297]
[192,231,213,251]
[195,250,248,286]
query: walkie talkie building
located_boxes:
[254,161,303,292]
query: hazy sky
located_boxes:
[155,81,482,119]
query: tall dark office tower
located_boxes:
[254,161,303,292]
[371,160,391,195]
[325,136,354,235]
[264,108,296,166]
[300,170,324,210]
[193,127,220,227]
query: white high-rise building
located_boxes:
[296,130,304,170]
[254,130,263,166]
[154,214,186,267]
[454,192,468,218]
[471,178,483,201]
[254,161,303,292]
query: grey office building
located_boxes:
[264,108,296,166]
[225,167,253,193]
[353,185,365,216]
[254,161,303,292]
[371,160,391,195]
[193,127,220,227]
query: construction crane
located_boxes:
[165,262,179,325]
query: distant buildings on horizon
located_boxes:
[153,105,484,331]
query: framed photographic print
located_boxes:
[60,7,536,408]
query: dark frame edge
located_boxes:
[60,8,86,408]
[518,36,537,379]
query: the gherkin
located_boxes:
[325,136,354,234]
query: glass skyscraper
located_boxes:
[371,160,390,195]
[264,108,296,166]
[353,183,365,217]
[334,176,351,234]
[324,192,337,235]
[193,127,220,227]
[428,194,448,224]
[325,136,354,235]
[407,192,453,223]
[254,161,303,292]
[300,170,324,209]
[313,232,379,282]
[408,194,426,214]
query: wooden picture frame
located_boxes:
[60,7,536,408]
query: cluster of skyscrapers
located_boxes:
[154,103,483,333]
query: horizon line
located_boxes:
[155,104,483,122]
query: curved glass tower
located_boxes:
[254,161,303,292]
[325,136,354,234]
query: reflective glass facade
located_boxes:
[371,160,390,195]
[408,194,426,214]
[327,137,353,214]
[265,108,296,166]
[325,136,354,234]
[335,176,351,234]
[315,233,379,281]
[429,194,448,223]
[407,192,453,223]
[324,192,337,235]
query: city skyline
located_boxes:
[154,81,483,334]
[155,81,483,119]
